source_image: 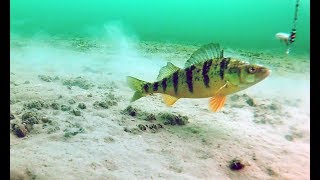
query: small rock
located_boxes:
[121,105,138,116]
[24,100,46,110]
[104,137,115,143]
[61,105,71,111]
[72,109,81,116]
[159,113,189,125]
[47,126,60,134]
[24,81,30,84]
[93,101,109,109]
[285,135,293,141]
[22,112,39,125]
[13,124,28,138]
[51,102,60,110]
[78,103,86,109]
[137,124,146,131]
[252,153,257,160]
[24,123,34,132]
[68,99,76,104]
[229,159,245,171]
[123,127,140,134]
[105,92,120,101]
[62,76,94,90]
[87,94,92,97]
[149,124,157,129]
[38,75,54,82]
[246,98,256,107]
[10,113,15,120]
[266,167,277,176]
[157,124,163,128]
[123,127,131,133]
[41,117,50,123]
[269,103,280,111]
[144,114,156,121]
[230,94,240,101]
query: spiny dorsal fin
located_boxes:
[184,43,223,68]
[209,95,226,112]
[162,94,179,106]
[157,62,180,81]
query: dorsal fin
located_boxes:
[157,62,180,81]
[184,43,223,68]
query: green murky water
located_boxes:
[11,0,309,54]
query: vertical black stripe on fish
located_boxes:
[172,71,179,95]
[219,58,230,80]
[143,83,150,93]
[153,82,159,91]
[161,78,167,92]
[185,65,195,93]
[202,59,212,88]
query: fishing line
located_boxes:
[289,0,300,44]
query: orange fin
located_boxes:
[162,94,179,106]
[209,96,226,112]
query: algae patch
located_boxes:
[62,76,94,90]
[93,92,119,109]
[24,100,49,110]
[38,75,59,82]
[158,112,189,125]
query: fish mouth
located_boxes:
[261,69,271,78]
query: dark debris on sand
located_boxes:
[68,99,76,104]
[12,124,28,138]
[78,103,86,109]
[62,76,94,90]
[121,105,189,134]
[10,110,56,137]
[10,112,15,120]
[122,105,189,126]
[24,100,49,110]
[228,158,245,171]
[71,109,81,116]
[22,112,40,126]
[230,94,256,108]
[38,75,59,82]
[230,94,285,126]
[63,122,85,138]
[93,92,119,109]
[10,111,40,138]
[51,102,60,110]
[61,105,71,111]
[121,105,139,117]
[158,113,189,125]
[253,102,283,126]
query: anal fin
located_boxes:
[209,96,226,112]
[162,94,179,106]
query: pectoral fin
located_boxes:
[162,94,179,106]
[209,96,226,112]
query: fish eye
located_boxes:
[248,66,256,74]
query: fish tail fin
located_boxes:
[126,76,148,102]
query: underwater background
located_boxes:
[11,0,309,54]
[10,0,310,179]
